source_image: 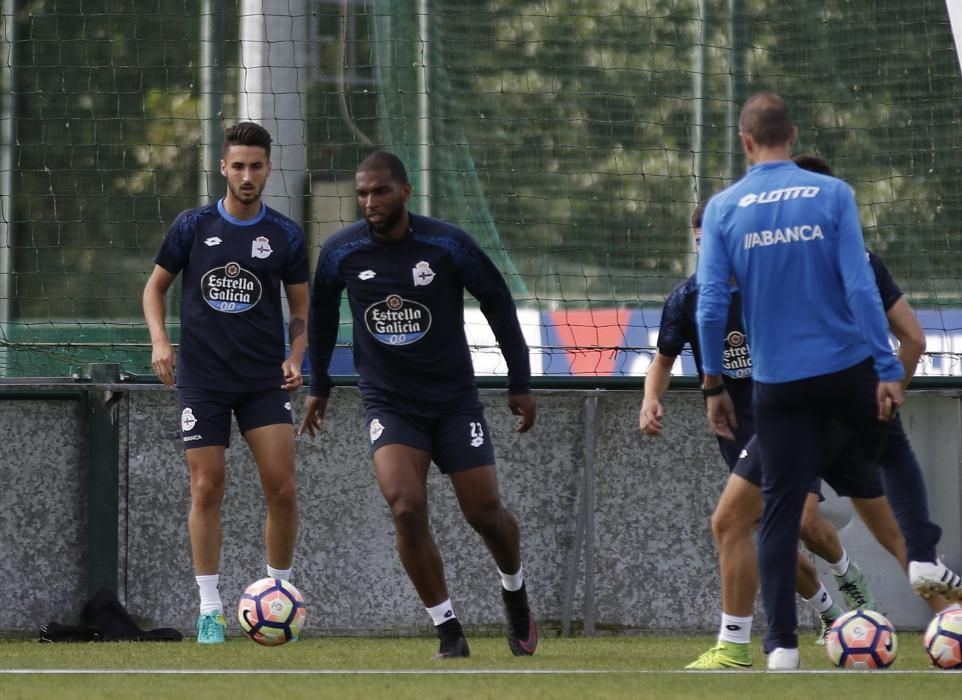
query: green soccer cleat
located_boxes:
[196,611,226,645]
[835,561,876,611]
[684,641,752,669]
[815,614,834,646]
[814,602,844,646]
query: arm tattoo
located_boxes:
[288,317,306,343]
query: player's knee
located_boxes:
[263,475,296,512]
[391,500,430,543]
[190,474,225,509]
[711,505,738,542]
[798,511,824,548]
[463,499,509,535]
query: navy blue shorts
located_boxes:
[717,378,755,470]
[733,422,884,499]
[718,421,754,471]
[177,387,293,449]
[733,435,824,497]
[820,422,885,499]
[362,397,496,474]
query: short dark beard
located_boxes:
[368,205,405,236]
[228,181,261,205]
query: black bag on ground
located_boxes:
[39,588,182,642]
[38,621,103,643]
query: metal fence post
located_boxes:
[560,393,600,636]
[83,363,123,597]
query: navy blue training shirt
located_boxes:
[696,161,903,384]
[658,277,752,381]
[660,251,901,422]
[308,213,531,410]
[658,277,753,421]
[154,199,310,391]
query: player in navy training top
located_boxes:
[299,151,538,659]
[641,197,883,669]
[143,122,310,644]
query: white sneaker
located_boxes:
[767,647,800,670]
[909,560,962,601]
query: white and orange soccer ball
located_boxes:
[825,609,898,669]
[924,607,962,669]
[237,577,307,647]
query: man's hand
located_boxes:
[297,395,328,437]
[281,357,303,391]
[877,380,904,422]
[508,393,536,433]
[151,339,176,386]
[706,392,738,441]
[639,400,664,435]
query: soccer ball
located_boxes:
[825,609,897,669]
[924,607,962,669]
[237,577,307,646]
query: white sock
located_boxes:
[267,564,293,582]
[196,574,222,615]
[426,599,456,627]
[718,613,753,645]
[802,583,837,614]
[829,550,851,577]
[499,565,524,592]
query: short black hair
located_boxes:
[739,92,794,147]
[793,153,834,176]
[224,122,272,159]
[691,198,710,229]
[358,151,409,185]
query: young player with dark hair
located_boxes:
[143,121,309,644]
[299,151,538,659]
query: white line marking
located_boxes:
[0,668,953,675]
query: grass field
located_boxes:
[0,632,959,699]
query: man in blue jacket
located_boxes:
[695,92,958,669]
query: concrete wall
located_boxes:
[1,386,960,636]
[0,398,88,628]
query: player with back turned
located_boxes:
[142,122,310,644]
[641,196,880,669]
[696,92,961,669]
[299,151,538,659]
[695,91,904,670]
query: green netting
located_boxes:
[371,1,528,297]
[1,1,962,378]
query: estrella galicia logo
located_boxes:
[201,261,262,313]
[364,294,431,346]
[722,330,752,379]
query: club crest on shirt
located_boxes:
[181,407,197,432]
[201,261,263,313]
[252,235,273,259]
[364,294,431,346]
[412,261,435,287]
